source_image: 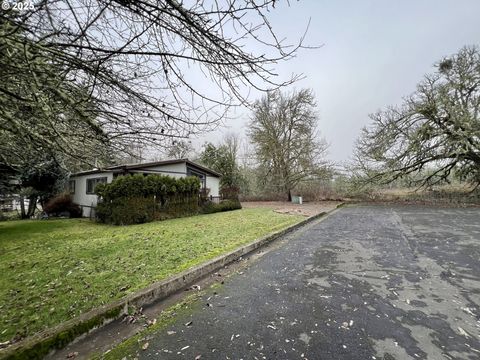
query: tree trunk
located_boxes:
[20,196,27,219]
[287,189,292,202]
[26,195,37,218]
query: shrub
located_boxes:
[199,187,211,204]
[95,174,201,201]
[95,174,201,225]
[0,211,21,222]
[96,197,154,225]
[201,199,242,214]
[43,193,82,218]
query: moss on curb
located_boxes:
[2,306,123,360]
[95,293,202,360]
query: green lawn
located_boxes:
[0,208,303,343]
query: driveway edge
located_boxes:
[1,204,342,360]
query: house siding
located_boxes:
[206,175,220,198]
[128,162,187,178]
[70,172,114,217]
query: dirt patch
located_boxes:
[241,201,341,217]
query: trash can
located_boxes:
[292,196,303,204]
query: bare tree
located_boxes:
[166,140,195,159]
[354,46,480,188]
[248,89,329,200]
[1,1,308,170]
[223,132,241,161]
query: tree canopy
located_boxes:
[0,23,112,169]
[1,1,306,168]
[354,46,480,188]
[248,89,329,200]
[199,135,245,190]
[166,140,195,160]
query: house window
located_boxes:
[186,167,206,189]
[86,177,107,194]
[68,180,76,195]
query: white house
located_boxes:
[69,159,221,217]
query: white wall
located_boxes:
[129,162,187,178]
[70,172,114,217]
[206,176,220,197]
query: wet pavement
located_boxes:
[116,205,480,359]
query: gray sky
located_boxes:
[197,0,480,164]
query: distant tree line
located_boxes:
[196,89,331,201]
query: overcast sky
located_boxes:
[196,0,480,164]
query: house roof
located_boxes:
[70,159,221,177]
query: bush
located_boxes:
[201,199,242,214]
[96,197,154,225]
[0,211,21,222]
[95,174,201,225]
[43,193,82,218]
[199,187,211,204]
[95,174,201,201]
[158,195,199,219]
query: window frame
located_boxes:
[68,179,76,195]
[186,167,206,189]
[86,177,107,195]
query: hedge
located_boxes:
[201,199,242,214]
[95,174,201,225]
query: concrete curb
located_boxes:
[0,204,342,359]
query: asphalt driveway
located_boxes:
[117,205,480,359]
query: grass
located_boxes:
[0,208,303,343]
